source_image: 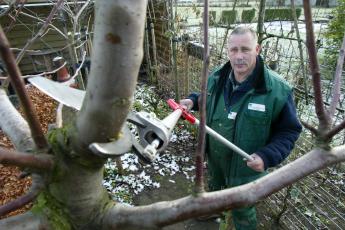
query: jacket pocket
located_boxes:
[239,109,270,143]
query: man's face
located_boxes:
[227,32,260,80]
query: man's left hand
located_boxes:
[247,153,264,172]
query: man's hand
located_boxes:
[247,153,264,172]
[179,99,193,111]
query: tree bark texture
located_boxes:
[0,89,35,152]
[76,0,147,148]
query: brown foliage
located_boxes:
[0,85,57,218]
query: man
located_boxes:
[180,26,302,229]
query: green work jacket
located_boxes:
[206,61,292,187]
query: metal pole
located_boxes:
[194,119,254,161]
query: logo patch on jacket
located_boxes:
[248,103,266,112]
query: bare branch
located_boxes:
[0,211,48,230]
[56,103,63,128]
[0,174,44,217]
[261,33,305,44]
[3,0,26,33]
[75,0,147,148]
[74,0,92,27]
[18,11,67,39]
[13,0,64,65]
[291,0,309,103]
[194,0,209,193]
[70,51,86,80]
[0,26,47,149]
[303,0,330,129]
[257,0,266,44]
[325,119,345,140]
[0,147,54,170]
[300,120,318,135]
[329,32,345,117]
[0,89,34,152]
[103,147,345,229]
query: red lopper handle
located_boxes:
[167,99,196,124]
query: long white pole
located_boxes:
[194,119,254,161]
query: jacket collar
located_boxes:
[215,55,269,94]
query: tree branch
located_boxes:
[0,211,49,230]
[303,0,330,129]
[0,26,47,149]
[329,32,345,117]
[325,119,345,140]
[0,89,35,152]
[13,0,64,65]
[102,146,345,229]
[18,11,67,39]
[194,0,209,193]
[0,147,54,170]
[0,174,45,217]
[75,0,147,149]
[261,32,305,44]
[300,120,318,135]
[73,0,92,31]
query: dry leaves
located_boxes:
[0,85,57,218]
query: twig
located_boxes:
[74,0,92,29]
[2,0,64,89]
[19,11,67,39]
[195,0,209,194]
[3,0,26,32]
[300,120,318,135]
[257,0,266,44]
[0,147,54,170]
[14,0,64,65]
[329,32,345,117]
[303,0,330,128]
[291,0,309,104]
[70,51,86,80]
[0,26,48,149]
[261,32,305,44]
[325,120,345,140]
[56,103,63,128]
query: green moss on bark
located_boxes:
[31,192,71,230]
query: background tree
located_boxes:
[0,0,345,229]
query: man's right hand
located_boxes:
[179,99,193,111]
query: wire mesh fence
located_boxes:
[144,0,345,229]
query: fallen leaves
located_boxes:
[0,85,57,218]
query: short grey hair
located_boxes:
[229,26,258,44]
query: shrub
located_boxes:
[209,11,217,26]
[323,0,345,67]
[264,8,302,21]
[241,9,255,23]
[221,10,237,25]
